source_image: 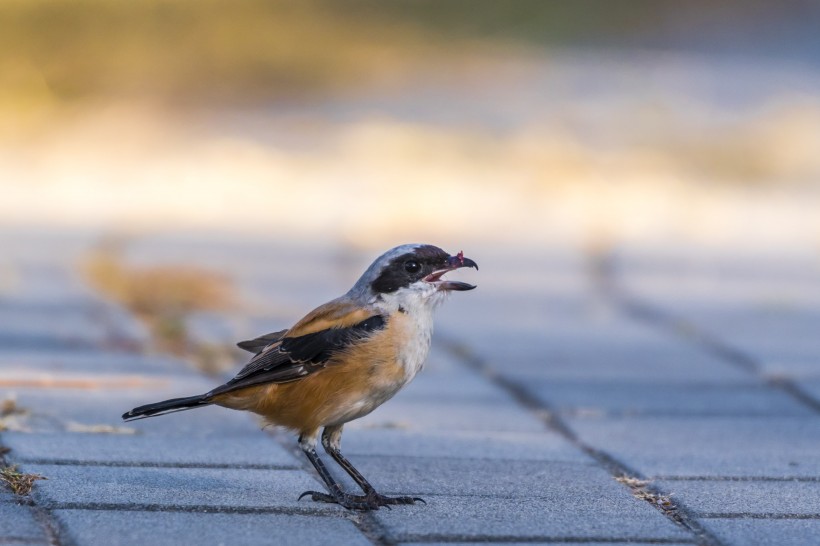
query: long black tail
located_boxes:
[122,394,211,421]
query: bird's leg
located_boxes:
[297,432,376,511]
[320,425,424,507]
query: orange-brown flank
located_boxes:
[211,314,410,434]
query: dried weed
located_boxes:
[0,465,46,496]
[84,240,235,370]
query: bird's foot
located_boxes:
[298,490,425,511]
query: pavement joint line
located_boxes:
[694,513,820,520]
[764,376,820,414]
[653,476,820,482]
[559,410,805,419]
[389,533,696,544]
[349,511,395,546]
[34,502,347,517]
[16,460,300,470]
[339,453,601,465]
[27,505,61,546]
[436,336,715,546]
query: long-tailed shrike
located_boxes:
[123,244,478,510]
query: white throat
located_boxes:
[373,284,449,380]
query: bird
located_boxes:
[122,244,478,510]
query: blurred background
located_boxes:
[3,0,820,253]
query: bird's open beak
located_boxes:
[423,251,479,291]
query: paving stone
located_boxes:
[341,428,587,462]
[390,367,513,404]
[699,518,820,546]
[53,510,369,546]
[373,493,690,543]
[3,431,298,468]
[475,330,749,385]
[655,479,820,516]
[0,350,187,377]
[185,311,246,348]
[0,497,46,542]
[522,379,812,417]
[0,260,93,303]
[0,295,145,353]
[354,398,543,433]
[350,457,610,498]
[127,236,344,313]
[436,291,591,340]
[23,464,341,513]
[2,376,267,435]
[569,417,820,478]
[0,333,97,351]
[0,309,114,349]
[760,355,820,380]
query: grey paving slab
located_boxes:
[436,291,591,340]
[350,456,609,498]
[127,235,346,313]
[0,297,95,323]
[372,493,691,542]
[3,431,299,468]
[390,367,513,404]
[0,497,46,542]
[2,377,269,435]
[655,479,820,516]
[354,398,544,433]
[760,355,820,380]
[646,313,820,380]
[699,518,820,546]
[341,428,588,462]
[477,333,750,385]
[522,379,812,417]
[23,464,341,513]
[0,309,113,349]
[569,417,820,478]
[0,349,187,376]
[0,261,93,302]
[53,510,369,546]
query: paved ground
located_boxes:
[1,230,818,545]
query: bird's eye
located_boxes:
[404,260,421,274]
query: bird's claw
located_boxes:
[298,490,326,502]
[298,490,425,511]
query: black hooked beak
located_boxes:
[423,251,479,291]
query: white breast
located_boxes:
[396,305,435,380]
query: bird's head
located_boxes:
[350,244,478,311]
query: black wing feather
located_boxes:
[210,315,386,397]
[236,329,288,353]
[280,315,385,364]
